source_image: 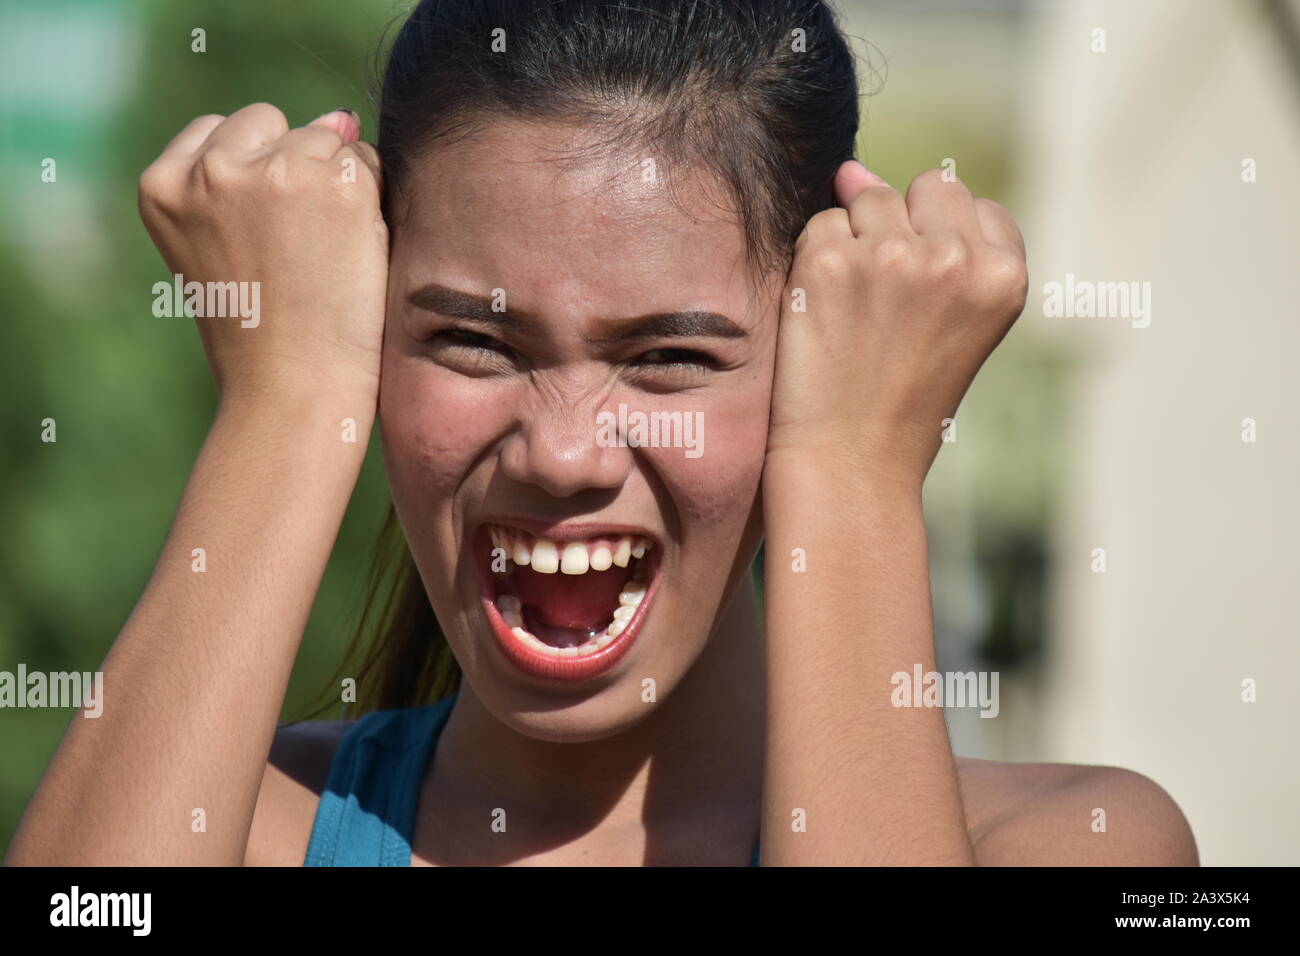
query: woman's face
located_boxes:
[380,117,781,741]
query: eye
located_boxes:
[633,348,719,371]
[434,327,510,354]
[423,326,515,375]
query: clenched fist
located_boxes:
[768,162,1028,485]
[138,103,388,404]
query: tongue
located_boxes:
[521,609,593,649]
[510,563,632,634]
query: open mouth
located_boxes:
[475,522,661,681]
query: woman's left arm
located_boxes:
[760,162,1029,865]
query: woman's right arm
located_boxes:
[4,104,388,865]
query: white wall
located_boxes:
[1015,0,1300,865]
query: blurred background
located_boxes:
[1,0,1296,865]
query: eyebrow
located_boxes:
[406,283,748,341]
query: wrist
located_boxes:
[217,358,376,412]
[764,430,928,503]
[214,378,377,453]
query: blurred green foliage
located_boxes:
[0,0,401,856]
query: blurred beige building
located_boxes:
[1022,0,1300,868]
[844,0,1300,865]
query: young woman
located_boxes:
[7,0,1196,866]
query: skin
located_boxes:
[380,118,774,863]
[381,118,775,742]
[4,103,1198,866]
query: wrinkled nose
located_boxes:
[498,397,631,499]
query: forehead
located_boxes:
[390,117,767,324]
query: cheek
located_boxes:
[649,369,772,536]
[379,349,507,509]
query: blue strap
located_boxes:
[303,694,761,866]
[303,697,454,866]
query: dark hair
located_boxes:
[306,0,863,718]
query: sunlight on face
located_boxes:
[379,117,783,740]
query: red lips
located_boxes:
[473,525,661,682]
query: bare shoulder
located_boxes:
[954,756,1199,866]
[244,718,357,867]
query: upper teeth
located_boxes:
[489,526,653,575]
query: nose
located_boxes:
[498,396,632,499]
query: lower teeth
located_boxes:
[495,578,647,657]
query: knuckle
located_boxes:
[918,167,948,186]
[804,206,846,238]
[973,254,1029,311]
[802,243,854,280]
[806,207,842,227]
[137,161,171,202]
[927,239,971,276]
[873,236,915,271]
[243,102,287,126]
[261,151,299,191]
[193,148,236,189]
[326,160,375,204]
[907,167,947,196]
[991,254,1030,302]
[340,150,378,186]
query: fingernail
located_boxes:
[332,108,361,140]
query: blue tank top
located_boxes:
[303,695,762,866]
